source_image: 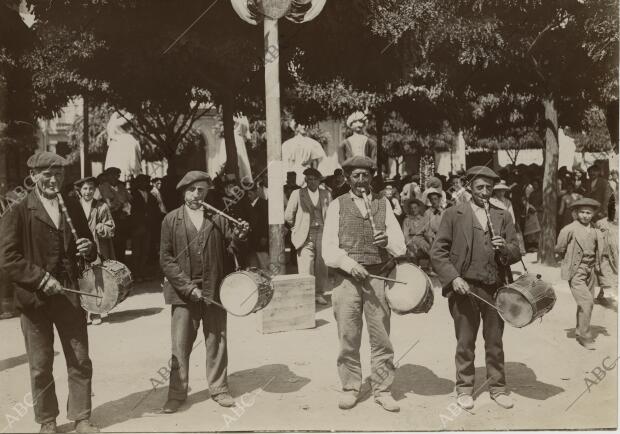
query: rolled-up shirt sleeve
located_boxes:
[322,195,407,273]
[383,197,407,257]
[322,199,359,273]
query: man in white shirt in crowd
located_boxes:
[322,156,406,412]
[285,168,332,305]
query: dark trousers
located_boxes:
[20,295,92,424]
[113,216,129,264]
[168,303,228,401]
[131,226,151,278]
[448,283,506,397]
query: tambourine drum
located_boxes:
[495,273,556,328]
[386,262,434,315]
[78,260,133,314]
[219,269,274,317]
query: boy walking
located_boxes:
[555,198,605,350]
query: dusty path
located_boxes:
[0,254,617,432]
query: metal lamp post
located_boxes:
[230,0,326,275]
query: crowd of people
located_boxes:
[0,146,618,432]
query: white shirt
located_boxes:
[470,201,489,231]
[347,133,368,157]
[185,205,204,231]
[322,192,406,273]
[308,188,319,206]
[80,198,93,218]
[36,188,61,229]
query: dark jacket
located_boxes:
[430,201,521,297]
[159,205,243,305]
[130,188,160,230]
[0,190,96,311]
[248,198,269,252]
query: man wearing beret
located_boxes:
[431,165,521,411]
[160,171,249,413]
[322,156,406,412]
[285,167,332,305]
[0,152,99,433]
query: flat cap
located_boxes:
[176,170,211,191]
[26,152,67,169]
[303,167,322,178]
[342,156,376,172]
[465,166,500,181]
[569,197,600,210]
[73,176,97,187]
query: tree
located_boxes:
[22,0,271,176]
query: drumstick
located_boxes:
[368,274,407,285]
[62,287,103,299]
[468,291,502,313]
[199,201,245,227]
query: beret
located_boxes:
[346,111,367,128]
[176,170,211,191]
[569,198,600,210]
[27,152,67,169]
[465,166,500,181]
[104,167,121,175]
[342,156,376,172]
[73,176,97,187]
[303,167,322,178]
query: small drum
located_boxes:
[386,262,434,315]
[78,260,133,314]
[219,269,274,317]
[495,273,556,328]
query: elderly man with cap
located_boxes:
[338,111,377,164]
[0,152,99,433]
[160,171,249,413]
[431,166,521,411]
[285,167,332,305]
[322,156,406,412]
[98,166,131,263]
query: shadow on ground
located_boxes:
[391,364,455,399]
[228,363,311,396]
[564,325,609,340]
[472,361,565,400]
[106,307,163,324]
[0,352,59,372]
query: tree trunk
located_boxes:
[82,96,91,176]
[375,109,385,175]
[222,91,239,179]
[540,97,559,266]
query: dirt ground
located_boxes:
[0,253,617,432]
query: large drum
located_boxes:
[386,262,434,315]
[219,269,274,317]
[495,273,556,328]
[78,260,133,314]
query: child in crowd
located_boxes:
[402,198,426,256]
[555,198,604,350]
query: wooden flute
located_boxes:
[199,201,245,227]
[361,190,380,235]
[483,200,499,251]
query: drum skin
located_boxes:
[219,270,274,317]
[495,273,556,328]
[386,263,434,315]
[78,260,133,314]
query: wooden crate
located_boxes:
[257,274,315,334]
